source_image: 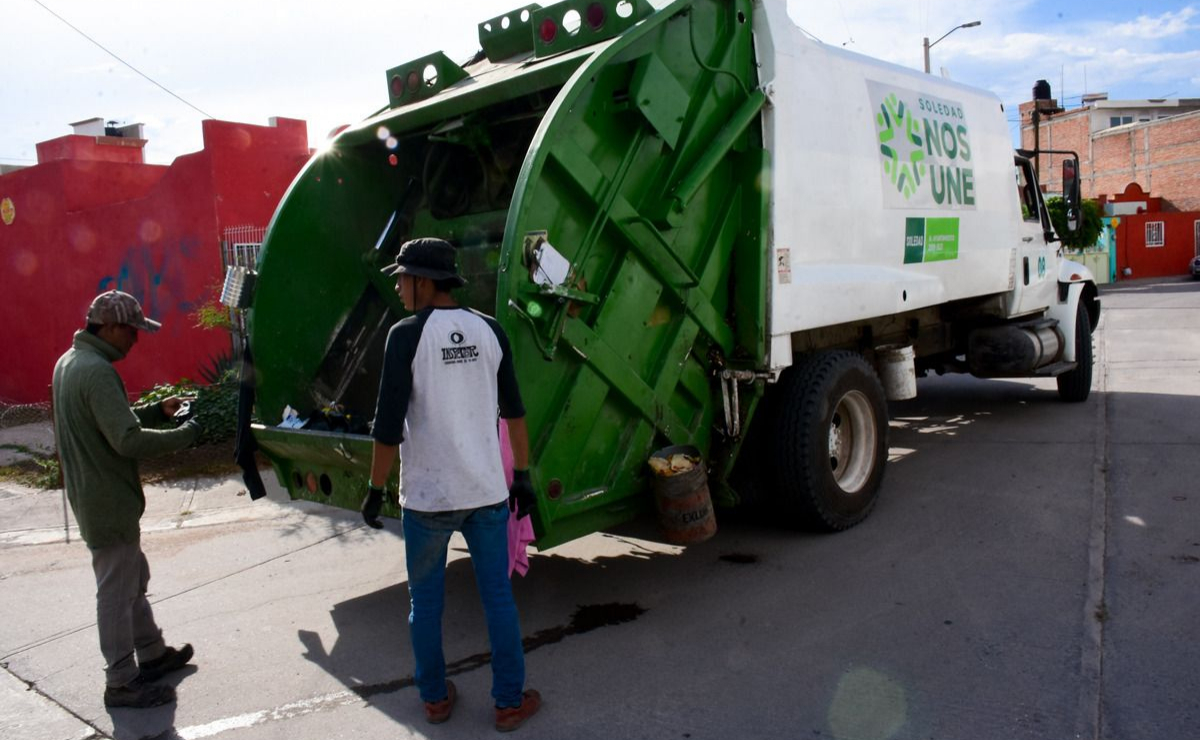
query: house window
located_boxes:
[1145,221,1165,248]
[1109,116,1133,127]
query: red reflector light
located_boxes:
[388,154,398,166]
[540,18,557,43]
[587,3,605,29]
[1070,273,1082,280]
[390,75,404,98]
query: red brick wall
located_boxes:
[1022,104,1200,212]
[1020,105,1089,199]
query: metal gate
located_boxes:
[220,225,265,337]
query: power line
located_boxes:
[30,0,214,120]
[835,0,855,46]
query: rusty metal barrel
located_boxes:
[649,445,717,545]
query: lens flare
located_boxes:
[139,219,163,243]
[829,668,908,740]
[13,249,38,277]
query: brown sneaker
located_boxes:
[494,689,541,733]
[138,643,194,683]
[103,677,176,709]
[423,680,456,724]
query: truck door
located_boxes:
[1011,157,1056,315]
[494,0,767,548]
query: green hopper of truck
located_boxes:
[235,0,1097,549]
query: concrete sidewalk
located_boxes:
[0,459,356,740]
[0,456,309,548]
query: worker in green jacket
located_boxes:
[52,290,202,709]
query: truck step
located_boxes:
[1033,361,1076,377]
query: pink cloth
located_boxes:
[500,420,535,577]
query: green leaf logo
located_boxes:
[876,93,926,200]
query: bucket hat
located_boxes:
[86,290,162,332]
[382,238,466,287]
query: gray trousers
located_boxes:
[90,538,166,687]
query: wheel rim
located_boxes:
[827,390,877,494]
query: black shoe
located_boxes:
[104,677,176,708]
[138,643,194,683]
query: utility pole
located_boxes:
[923,21,981,74]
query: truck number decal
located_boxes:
[869,81,977,211]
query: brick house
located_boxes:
[1019,90,1200,278]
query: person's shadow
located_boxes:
[105,664,196,740]
[296,526,685,728]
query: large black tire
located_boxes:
[771,351,889,531]
[1057,299,1093,402]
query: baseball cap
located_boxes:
[86,290,162,332]
[382,238,467,287]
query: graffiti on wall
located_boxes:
[97,236,203,324]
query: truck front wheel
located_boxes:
[772,351,889,531]
[1057,299,1093,402]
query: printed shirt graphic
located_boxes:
[868,80,977,211]
[372,307,525,512]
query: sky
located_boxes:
[2,0,1198,167]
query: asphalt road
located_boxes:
[1,276,1197,740]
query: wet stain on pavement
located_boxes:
[354,602,646,699]
[526,602,647,648]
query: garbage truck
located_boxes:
[231,0,1099,549]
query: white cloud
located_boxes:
[1106,7,1197,40]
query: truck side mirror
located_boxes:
[1062,159,1081,232]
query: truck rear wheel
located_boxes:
[771,351,888,531]
[1057,300,1093,402]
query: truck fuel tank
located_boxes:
[967,320,1063,377]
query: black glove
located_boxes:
[182,417,203,442]
[362,485,385,529]
[508,469,536,520]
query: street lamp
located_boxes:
[923,21,981,74]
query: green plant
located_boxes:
[32,457,60,488]
[192,302,234,332]
[0,447,61,489]
[1047,197,1103,252]
[192,280,235,332]
[197,351,236,385]
[139,367,240,445]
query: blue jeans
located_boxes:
[402,501,525,707]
